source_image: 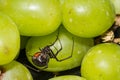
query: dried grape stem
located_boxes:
[115,15,120,26]
[94,15,120,45]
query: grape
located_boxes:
[49,75,86,80]
[62,0,115,38]
[110,0,120,14]
[0,12,20,65]
[81,43,120,80]
[0,0,62,36]
[0,60,33,80]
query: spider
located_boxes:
[29,33,74,71]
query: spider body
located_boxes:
[32,46,54,67]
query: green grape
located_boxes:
[0,60,33,80]
[81,43,120,80]
[0,0,62,36]
[49,75,86,80]
[0,12,20,65]
[62,0,115,38]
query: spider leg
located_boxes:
[49,36,58,47]
[48,27,62,56]
[41,65,48,70]
[49,34,62,56]
[49,28,60,46]
[24,64,42,72]
[24,64,48,72]
[51,45,62,56]
[28,54,33,57]
[54,37,62,56]
[52,45,59,51]
[39,48,42,51]
[53,37,74,62]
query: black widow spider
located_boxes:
[28,31,74,72]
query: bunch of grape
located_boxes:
[0,0,120,80]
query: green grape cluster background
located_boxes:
[0,0,120,80]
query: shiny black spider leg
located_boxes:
[24,64,42,72]
[52,37,74,62]
[49,28,60,47]
[54,37,62,56]
[49,37,58,48]
[49,32,62,56]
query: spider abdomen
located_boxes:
[32,52,49,67]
